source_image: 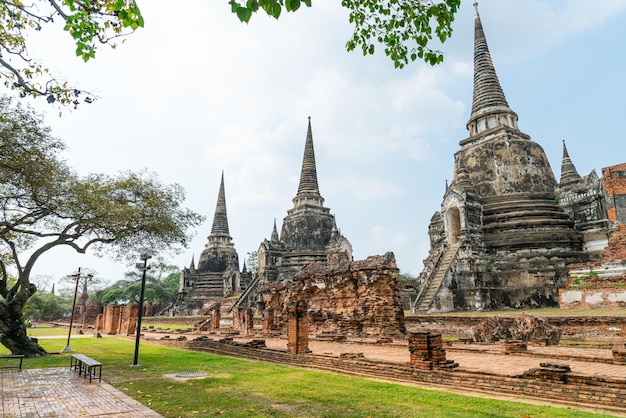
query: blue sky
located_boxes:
[22,1,626,286]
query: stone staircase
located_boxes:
[413,243,459,312]
[228,274,260,313]
[190,273,225,299]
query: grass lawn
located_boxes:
[0,335,616,417]
[27,325,71,337]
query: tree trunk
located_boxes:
[0,299,47,357]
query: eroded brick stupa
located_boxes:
[413,4,612,312]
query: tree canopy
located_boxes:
[93,264,180,313]
[229,0,461,67]
[0,0,143,107]
[1,1,461,107]
[0,97,202,355]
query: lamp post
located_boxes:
[131,250,153,367]
[62,268,93,353]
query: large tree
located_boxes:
[94,263,180,313]
[1,1,460,107]
[0,97,203,356]
[229,0,461,68]
[0,0,143,107]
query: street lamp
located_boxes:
[131,250,153,367]
[62,268,93,353]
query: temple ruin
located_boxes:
[165,173,251,316]
[232,118,353,314]
[262,252,405,338]
[413,5,613,313]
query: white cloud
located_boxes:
[10,0,626,283]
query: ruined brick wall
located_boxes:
[82,300,102,327]
[603,224,626,262]
[103,304,121,335]
[262,252,405,337]
[603,163,626,225]
[118,304,138,336]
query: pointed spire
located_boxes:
[466,2,519,136]
[271,218,280,242]
[189,254,196,270]
[242,260,247,273]
[559,139,582,187]
[51,283,55,295]
[293,117,325,208]
[210,171,230,236]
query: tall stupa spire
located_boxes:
[466,2,519,136]
[210,171,230,236]
[559,140,582,187]
[293,117,325,208]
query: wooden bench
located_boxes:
[70,354,102,383]
[0,355,24,371]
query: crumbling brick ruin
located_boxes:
[262,252,405,338]
[472,314,561,345]
[560,162,626,309]
[287,301,310,354]
[408,332,458,369]
[95,303,138,336]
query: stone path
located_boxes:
[0,367,162,417]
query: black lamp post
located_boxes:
[62,268,93,353]
[131,250,152,367]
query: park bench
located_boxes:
[0,355,24,371]
[70,353,102,383]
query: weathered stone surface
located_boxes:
[413,9,611,313]
[262,252,405,337]
[166,174,251,316]
[472,314,560,345]
[256,120,352,285]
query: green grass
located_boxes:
[27,325,71,337]
[1,336,616,417]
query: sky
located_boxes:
[18,0,626,287]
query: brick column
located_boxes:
[95,314,103,331]
[104,304,121,335]
[263,308,274,334]
[287,302,310,354]
[211,308,221,332]
[231,308,241,331]
[408,332,457,369]
[245,308,254,336]
[145,300,153,317]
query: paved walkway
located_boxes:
[0,367,162,417]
